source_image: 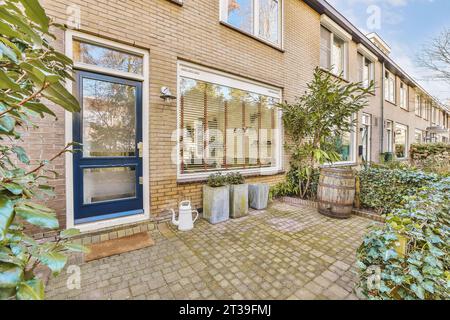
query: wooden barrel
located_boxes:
[317,167,356,219]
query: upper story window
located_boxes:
[384,70,395,104]
[399,82,408,110]
[73,39,144,75]
[320,26,348,78]
[320,16,352,79]
[432,106,438,124]
[415,94,421,117]
[357,52,374,89]
[220,0,282,46]
[423,99,429,120]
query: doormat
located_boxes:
[85,232,155,262]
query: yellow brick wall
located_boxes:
[25,0,440,231]
[33,0,320,228]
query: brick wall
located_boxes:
[24,0,442,232]
[32,0,320,230]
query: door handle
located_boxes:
[137,142,143,158]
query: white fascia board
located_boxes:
[320,15,352,42]
[357,44,378,62]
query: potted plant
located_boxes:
[203,173,229,224]
[249,183,270,210]
[226,173,248,219]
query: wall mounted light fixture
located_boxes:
[160,87,177,103]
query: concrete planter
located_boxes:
[229,184,249,219]
[249,183,269,210]
[202,185,230,224]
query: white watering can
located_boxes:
[171,200,199,231]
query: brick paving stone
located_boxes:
[45,202,372,300]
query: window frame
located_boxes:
[64,30,151,233]
[357,52,375,89]
[415,129,424,144]
[394,123,408,160]
[320,25,349,79]
[360,113,372,163]
[220,0,284,49]
[176,61,283,182]
[384,70,396,104]
[385,120,394,153]
[399,82,408,110]
[415,94,422,117]
[324,116,357,167]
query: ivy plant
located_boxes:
[358,167,440,214]
[356,178,449,300]
[0,0,86,300]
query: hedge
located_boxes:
[410,143,450,160]
[357,167,441,214]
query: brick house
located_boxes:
[31,0,449,235]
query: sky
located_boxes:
[326,0,450,104]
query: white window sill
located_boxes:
[320,161,357,168]
[177,167,284,184]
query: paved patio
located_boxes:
[45,202,375,300]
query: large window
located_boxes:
[357,53,374,89]
[395,123,408,159]
[399,82,408,110]
[384,70,395,103]
[178,62,281,178]
[220,0,282,46]
[320,26,347,78]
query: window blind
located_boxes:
[180,77,277,174]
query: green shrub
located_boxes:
[269,168,319,200]
[0,0,86,300]
[410,143,450,160]
[226,172,245,185]
[356,178,450,300]
[358,167,440,214]
[206,173,227,188]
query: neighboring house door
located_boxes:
[360,113,371,163]
[73,71,144,224]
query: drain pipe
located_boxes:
[380,62,385,156]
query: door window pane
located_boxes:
[360,114,371,162]
[83,167,136,204]
[82,78,137,157]
[73,40,143,75]
[386,121,393,153]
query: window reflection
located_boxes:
[82,78,136,157]
[74,40,143,75]
[180,77,278,174]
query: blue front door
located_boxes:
[73,71,144,224]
